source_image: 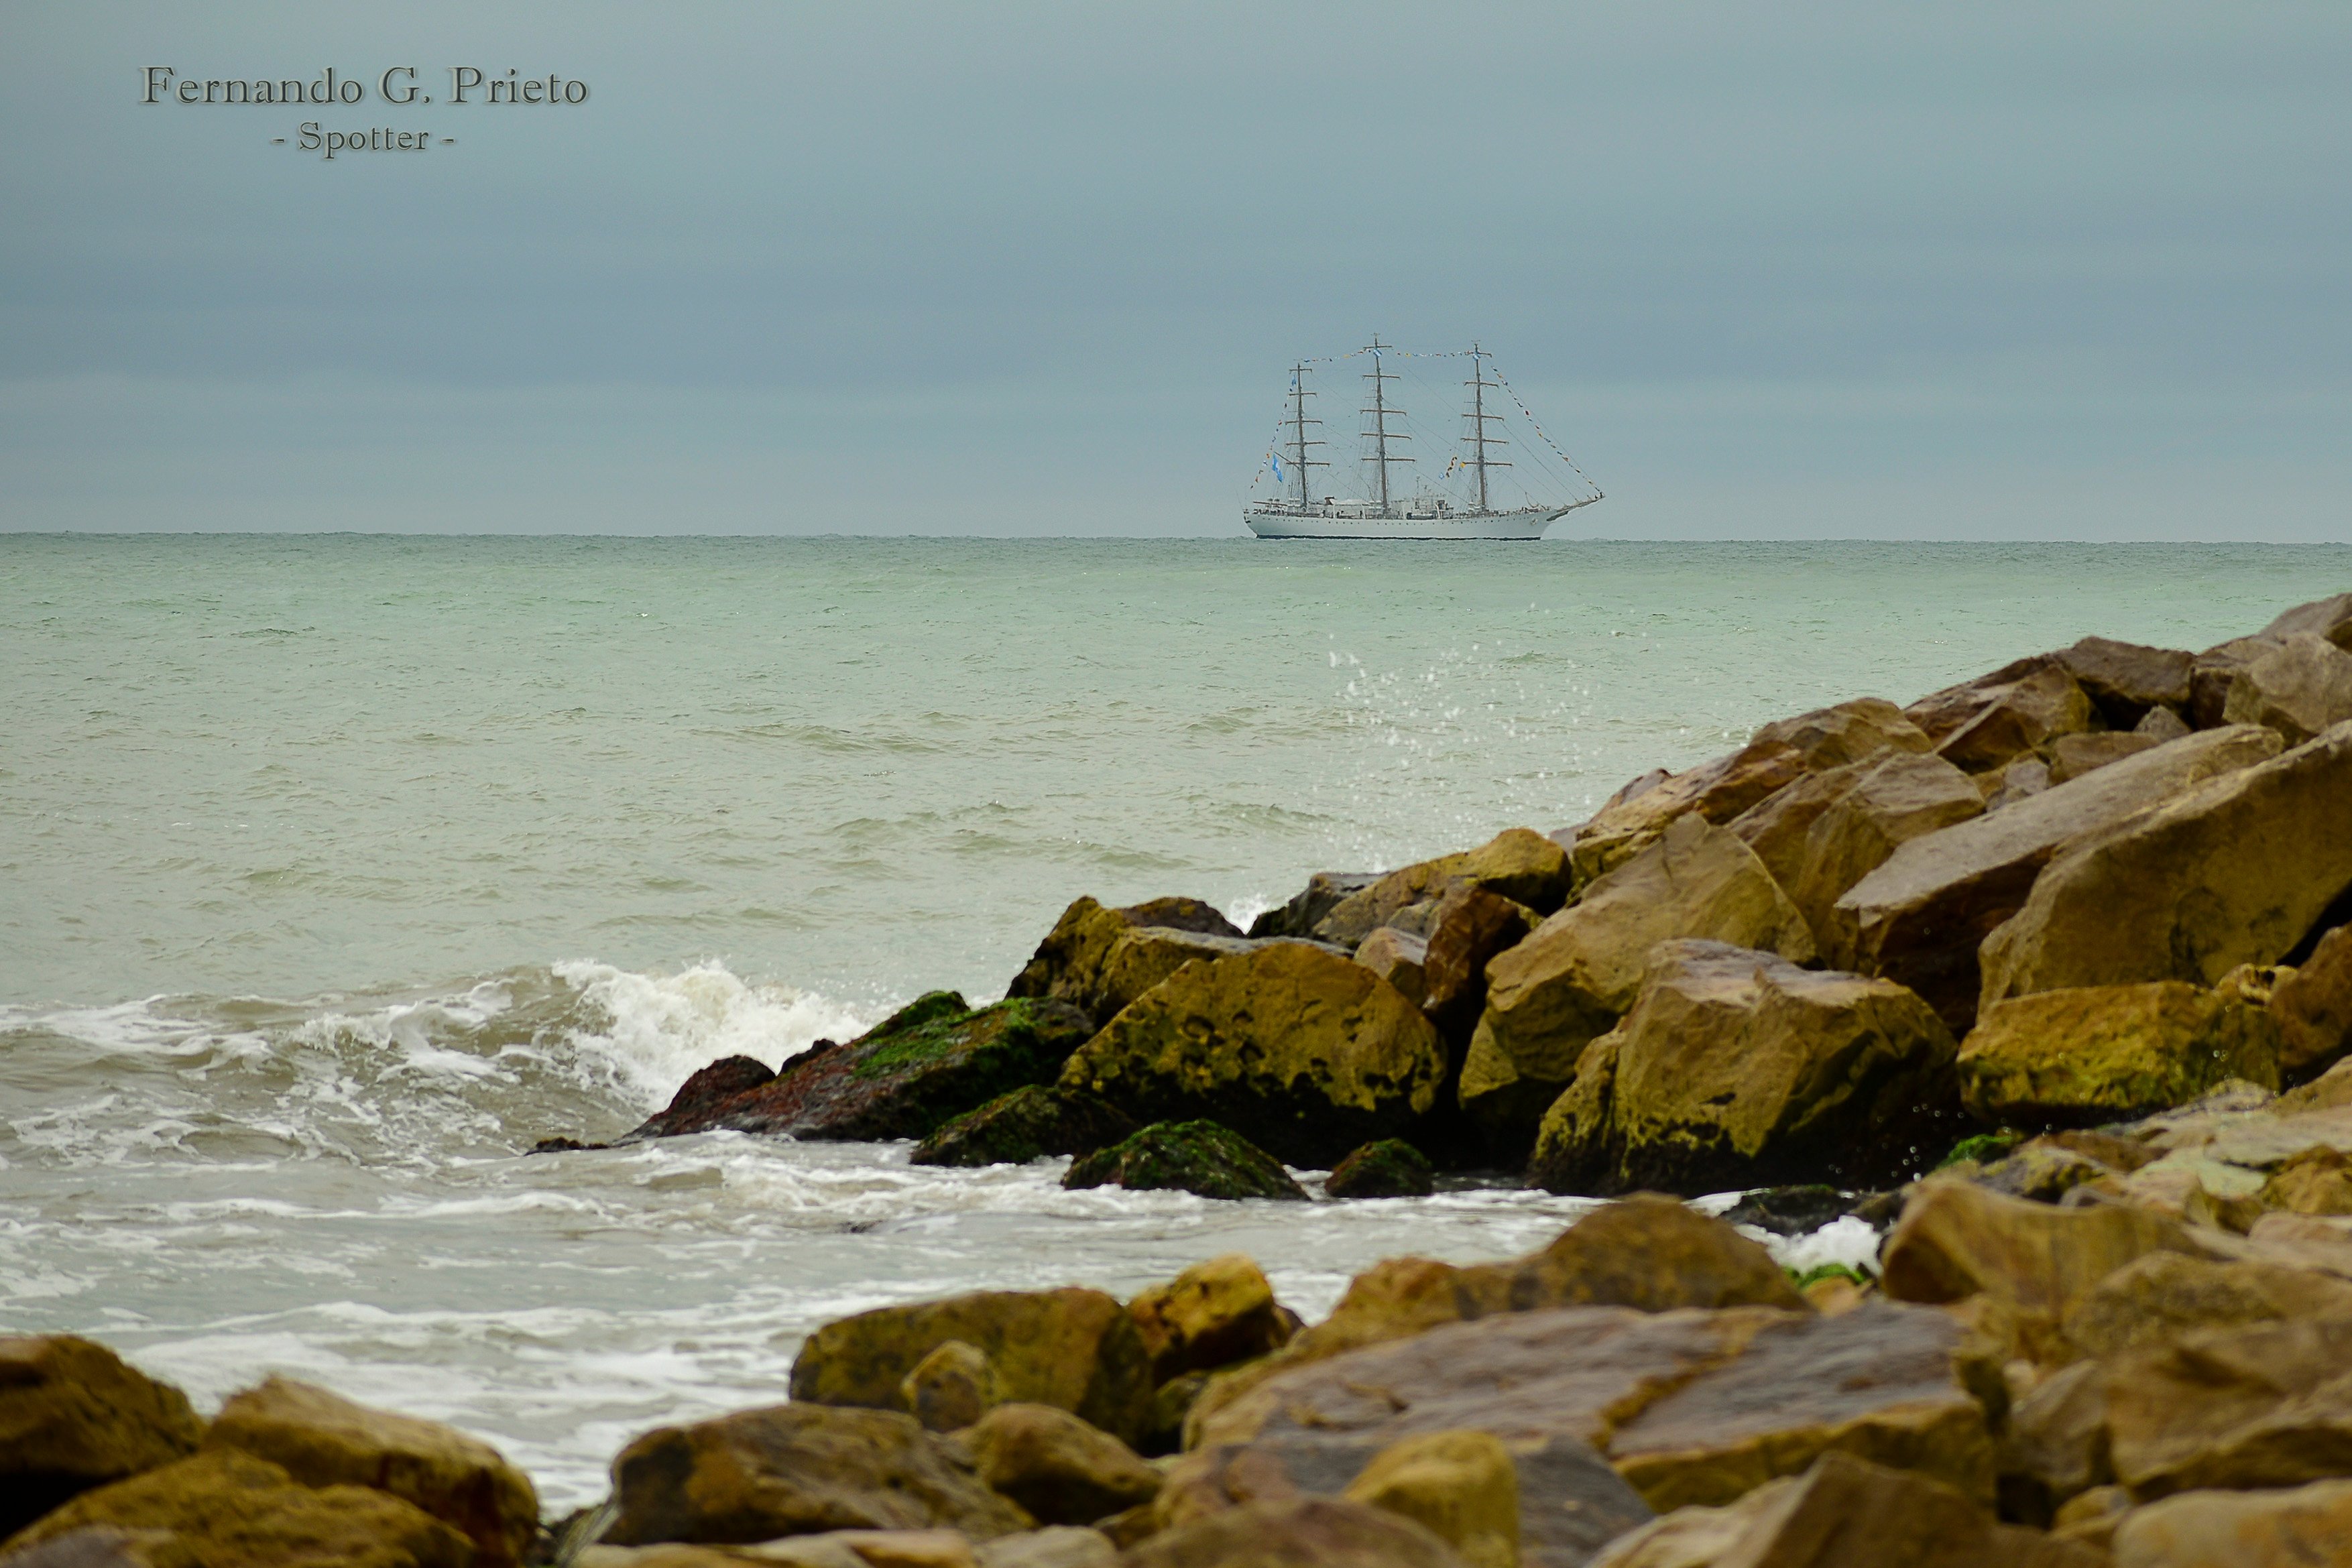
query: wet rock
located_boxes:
[1934,662,2096,774]
[1465,817,1814,1150]
[2221,633,2352,743]
[1718,1186,1855,1237]
[1063,1122,1307,1203]
[1007,897,1241,1020]
[2104,1315,2352,1497]
[1570,699,1933,889]
[1830,725,2284,1031]
[900,1341,1002,1433]
[1419,886,1536,1044]
[624,993,1093,1144]
[0,1335,204,1541]
[200,1375,536,1568]
[1057,943,1448,1167]
[624,1056,779,1141]
[1526,942,1958,1197]
[1587,1451,2100,1568]
[606,1403,1031,1545]
[1354,928,1431,1008]
[1185,1199,1800,1445]
[1341,1431,1517,1568]
[964,1404,1160,1526]
[2135,705,2192,741]
[1127,1254,1296,1384]
[2273,922,2352,1079]
[1979,721,2352,1006]
[1313,829,1570,951]
[909,1087,1137,1168]
[2056,636,2195,726]
[1122,1496,1470,1568]
[1326,1140,1435,1199]
[2,1449,470,1568]
[2109,1477,2352,1567]
[2047,730,2162,784]
[792,1288,1154,1448]
[1958,983,2283,1126]
[1248,873,1379,940]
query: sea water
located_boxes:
[3,534,2343,1504]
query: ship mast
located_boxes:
[1287,363,1326,509]
[1464,342,1509,514]
[1360,337,1411,515]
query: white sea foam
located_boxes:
[550,959,876,1107]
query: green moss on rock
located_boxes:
[909,1085,1138,1167]
[1063,1121,1308,1202]
[1324,1139,1435,1199]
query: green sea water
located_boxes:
[1,533,2345,1504]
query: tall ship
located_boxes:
[1244,339,1602,540]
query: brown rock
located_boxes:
[974,1528,1117,1568]
[1326,1140,1436,1200]
[1935,663,2096,774]
[2060,1250,2352,1360]
[1418,887,1536,1043]
[1354,929,1430,1009]
[200,1376,535,1568]
[964,1404,1160,1527]
[1121,1496,1470,1568]
[1127,1255,1295,1384]
[2135,705,2192,742]
[2047,731,2162,785]
[910,1087,1138,1170]
[792,1288,1153,1449]
[1464,817,1815,1146]
[2261,592,2352,650]
[2274,923,2352,1078]
[606,1403,1031,1545]
[1057,943,1448,1168]
[1831,725,2284,1031]
[1,1449,470,1568]
[0,1336,204,1541]
[2263,1146,2352,1214]
[1525,942,1959,1197]
[2221,634,2352,743]
[1313,831,1569,951]
[2104,1315,2352,1497]
[1782,753,1985,939]
[2187,636,2280,728]
[1958,983,2283,1125]
[2108,1477,2352,1568]
[2052,1484,2133,1552]
[1341,1431,1518,1568]
[2001,1360,2111,1516]
[900,1342,1002,1434]
[1979,722,2352,1007]
[1586,1451,2101,1568]
[2058,637,2196,724]
[1008,897,1242,1018]
[1247,873,1380,941]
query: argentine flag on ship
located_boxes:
[1271,454,1285,482]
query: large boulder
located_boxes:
[1932,662,2097,775]
[908,1088,1136,1168]
[791,1288,1154,1448]
[2261,591,2352,650]
[2221,634,2352,743]
[1063,1122,1307,1202]
[0,1336,204,1540]
[1587,1451,2100,1568]
[2103,1315,2352,1497]
[1,1449,470,1568]
[1979,722,2352,1007]
[2047,731,2162,784]
[1525,942,1959,1197]
[200,1376,536,1568]
[605,1403,1031,1545]
[1057,944,1448,1167]
[1122,1497,1470,1568]
[623,993,1093,1143]
[1418,887,1537,1044]
[963,1404,1161,1526]
[1340,1431,1518,1568]
[1248,873,1379,941]
[2060,1250,2352,1361]
[1957,983,2282,1125]
[2274,924,2352,1078]
[1829,725,2282,1031]
[1568,700,1933,888]
[1312,830,1569,951]
[1464,817,1815,1148]
[2108,1477,2352,1568]
[1185,1199,1802,1445]
[1352,928,1430,1008]
[1326,1140,1436,1199]
[1779,753,1985,939]
[1127,1255,1295,1384]
[1007,897,1242,1020]
[2057,637,2195,727]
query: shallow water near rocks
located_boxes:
[3,536,2342,1505]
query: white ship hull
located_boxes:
[1244,507,1556,540]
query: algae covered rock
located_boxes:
[791,1286,1153,1447]
[900,1341,1002,1433]
[0,1335,204,1540]
[2270,922,2352,1079]
[200,1374,537,1568]
[1127,1254,1296,1384]
[1326,1140,1435,1199]
[908,1087,1137,1168]
[963,1403,1161,1526]
[1310,828,1568,951]
[1057,943,1447,1167]
[1957,983,2282,1125]
[1463,815,1816,1148]
[1525,941,1958,1197]
[3,1449,471,1568]
[1006,896,1242,1020]
[605,1402,1031,1545]
[624,992,1092,1144]
[622,1055,781,1142]
[1063,1122,1307,1203]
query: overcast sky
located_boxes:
[3,3,2348,539]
